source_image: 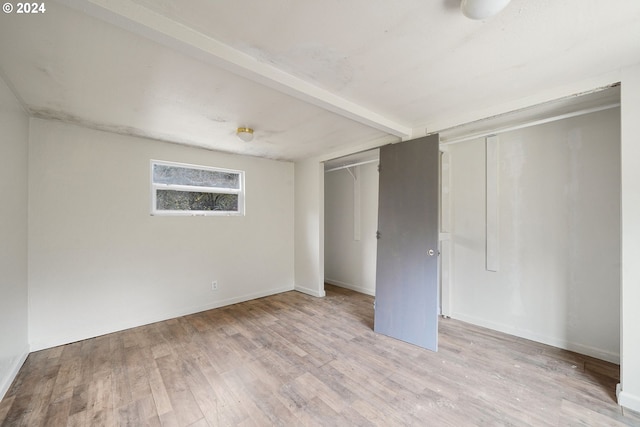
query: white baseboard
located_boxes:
[563,341,620,365]
[0,344,30,401]
[191,285,296,312]
[294,284,325,297]
[325,278,375,296]
[451,312,620,364]
[617,384,640,413]
[30,285,295,352]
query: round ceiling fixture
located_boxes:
[461,0,511,20]
[236,127,254,142]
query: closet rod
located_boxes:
[440,102,620,146]
[325,158,379,173]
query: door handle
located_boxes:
[376,231,381,239]
[428,249,439,256]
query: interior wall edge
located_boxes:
[294,157,325,298]
[617,390,640,414]
[620,61,640,411]
[0,71,29,404]
[0,344,29,401]
[294,285,326,298]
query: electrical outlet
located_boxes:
[211,280,218,291]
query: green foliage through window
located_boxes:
[153,164,240,189]
[151,160,244,216]
[156,190,238,211]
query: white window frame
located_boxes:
[150,160,245,216]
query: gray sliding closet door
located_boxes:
[374,134,440,351]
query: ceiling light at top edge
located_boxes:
[461,0,511,20]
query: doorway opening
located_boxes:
[322,84,621,364]
[323,149,379,297]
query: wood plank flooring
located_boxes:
[1,284,639,426]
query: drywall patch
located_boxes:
[567,127,583,332]
[502,136,526,317]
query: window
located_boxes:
[151,160,245,216]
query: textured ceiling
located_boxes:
[0,0,638,160]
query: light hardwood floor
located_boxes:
[1,284,638,426]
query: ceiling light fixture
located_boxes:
[460,0,511,20]
[236,127,254,142]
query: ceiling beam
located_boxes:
[57,0,412,138]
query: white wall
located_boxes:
[27,119,294,350]
[448,108,621,363]
[0,76,30,399]
[324,162,379,296]
[294,157,325,297]
[619,64,640,412]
